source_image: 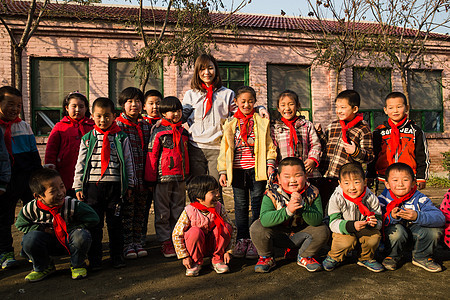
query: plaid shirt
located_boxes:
[318,119,374,178]
[271,117,322,178]
[116,113,152,188]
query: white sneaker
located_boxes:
[185,264,202,276]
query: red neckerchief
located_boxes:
[383,186,417,226]
[143,116,160,125]
[93,123,121,181]
[190,202,229,238]
[116,114,144,150]
[234,109,255,145]
[160,118,182,151]
[282,182,309,196]
[201,83,214,119]
[0,116,21,160]
[339,113,363,144]
[387,117,408,164]
[281,116,299,153]
[67,116,89,136]
[36,200,70,254]
[342,188,374,217]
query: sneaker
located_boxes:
[245,240,258,259]
[382,256,399,271]
[297,256,322,272]
[357,260,384,272]
[284,248,298,261]
[124,244,137,260]
[254,256,276,273]
[233,239,248,258]
[412,257,442,273]
[161,240,176,258]
[185,264,202,277]
[322,255,340,272]
[0,251,17,269]
[212,261,230,274]
[112,255,126,269]
[71,266,87,280]
[135,244,148,258]
[25,264,56,282]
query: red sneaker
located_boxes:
[161,240,176,258]
[254,256,276,273]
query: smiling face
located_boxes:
[65,97,87,120]
[123,97,142,121]
[199,60,216,86]
[143,96,161,118]
[335,98,358,122]
[339,173,366,199]
[235,92,256,116]
[277,164,307,193]
[385,169,416,198]
[162,109,182,124]
[277,96,298,120]
[35,176,66,207]
[92,105,115,130]
[198,188,220,208]
[384,97,408,124]
[0,93,22,121]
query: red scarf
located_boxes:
[161,118,182,151]
[383,186,417,225]
[36,200,70,254]
[387,117,407,164]
[201,83,214,119]
[67,116,89,137]
[116,114,144,150]
[234,109,255,145]
[190,202,229,238]
[342,188,374,217]
[281,116,299,153]
[143,116,160,124]
[339,113,363,144]
[0,117,21,159]
[282,182,309,196]
[93,123,121,181]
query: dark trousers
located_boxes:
[315,177,339,211]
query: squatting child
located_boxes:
[172,175,236,276]
[322,163,383,272]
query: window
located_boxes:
[408,70,443,132]
[30,58,89,135]
[353,67,391,130]
[109,59,163,107]
[267,64,311,120]
[218,62,249,93]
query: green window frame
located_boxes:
[408,69,443,133]
[30,58,89,136]
[267,64,312,120]
[218,62,249,93]
[353,67,392,130]
[108,59,163,108]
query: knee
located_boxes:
[70,228,92,248]
[313,224,331,245]
[22,231,47,251]
[185,227,205,242]
[250,220,271,241]
[387,225,408,243]
[413,226,442,243]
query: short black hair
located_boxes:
[118,87,144,107]
[235,86,256,101]
[339,163,365,181]
[277,89,300,109]
[0,86,22,102]
[277,157,306,174]
[335,90,360,107]
[385,162,415,181]
[187,175,219,203]
[92,97,115,113]
[159,96,182,115]
[385,92,408,106]
[144,89,163,100]
[62,92,90,117]
[29,168,61,196]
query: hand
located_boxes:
[366,215,377,227]
[76,191,84,201]
[397,208,418,221]
[267,166,275,178]
[182,256,194,269]
[304,159,316,174]
[224,252,232,264]
[258,107,270,119]
[354,220,367,231]
[43,163,56,169]
[391,207,401,219]
[219,174,228,187]
[343,140,356,155]
[417,182,426,190]
[314,123,322,132]
[287,193,303,214]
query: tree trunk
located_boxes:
[13,45,26,121]
[400,68,410,107]
[139,70,149,93]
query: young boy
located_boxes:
[73,97,136,269]
[379,163,444,272]
[317,90,374,207]
[172,175,236,276]
[143,89,162,125]
[250,157,329,273]
[322,163,384,272]
[0,86,42,269]
[15,168,99,282]
[367,92,429,190]
[145,96,189,258]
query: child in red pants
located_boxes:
[172,175,236,276]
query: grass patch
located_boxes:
[427,176,450,188]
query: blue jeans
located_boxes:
[22,229,92,272]
[384,223,443,260]
[232,168,266,240]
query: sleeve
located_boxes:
[328,192,351,234]
[227,90,237,117]
[367,193,382,230]
[74,201,100,228]
[367,128,381,179]
[73,137,88,192]
[221,205,237,253]
[301,195,324,226]
[0,129,11,191]
[44,124,61,165]
[144,131,161,182]
[414,127,430,182]
[259,195,291,227]
[182,91,194,123]
[306,121,322,166]
[15,207,39,233]
[414,196,445,227]
[265,121,277,166]
[350,124,374,164]
[172,209,191,259]
[122,137,136,188]
[217,122,229,175]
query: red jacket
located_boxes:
[45,116,94,190]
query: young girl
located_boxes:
[217,86,277,259]
[271,90,322,186]
[45,92,94,196]
[115,87,152,259]
[172,175,236,276]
